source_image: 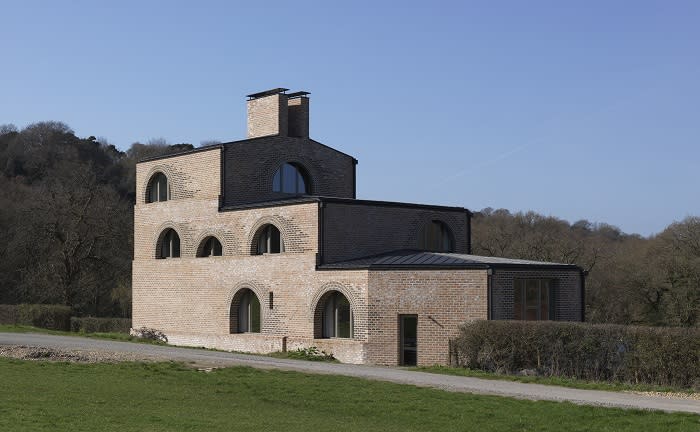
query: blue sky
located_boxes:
[2,1,698,236]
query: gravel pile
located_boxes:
[626,390,700,401]
[0,345,144,363]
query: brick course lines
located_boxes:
[490,269,582,321]
[367,269,488,366]
[222,136,355,207]
[323,202,469,264]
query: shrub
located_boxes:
[452,320,700,389]
[0,304,71,330]
[70,317,132,334]
[131,327,168,343]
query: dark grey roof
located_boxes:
[318,250,581,271]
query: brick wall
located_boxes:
[136,147,221,204]
[490,268,583,321]
[247,93,288,138]
[366,269,488,366]
[287,97,309,138]
[322,202,470,263]
[222,136,355,206]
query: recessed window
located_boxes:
[230,289,261,333]
[417,220,454,252]
[158,229,180,258]
[514,279,555,320]
[272,163,309,194]
[198,236,222,257]
[256,224,284,254]
[321,291,352,338]
[147,172,169,203]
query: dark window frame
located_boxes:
[256,224,284,255]
[321,291,353,339]
[158,228,181,259]
[417,220,455,252]
[198,236,223,257]
[513,279,555,321]
[272,163,310,194]
[147,172,170,203]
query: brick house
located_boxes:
[132,88,584,366]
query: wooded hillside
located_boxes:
[1,121,697,325]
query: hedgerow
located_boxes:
[451,320,700,389]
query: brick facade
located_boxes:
[222,136,355,207]
[490,268,583,321]
[322,201,470,263]
[132,88,584,366]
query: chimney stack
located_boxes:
[246,88,310,139]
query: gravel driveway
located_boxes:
[1,332,698,415]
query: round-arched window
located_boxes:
[255,224,284,254]
[318,291,352,339]
[147,172,169,203]
[230,289,261,333]
[198,236,222,257]
[417,220,455,252]
[158,228,181,258]
[272,163,309,194]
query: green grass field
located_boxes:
[0,358,697,431]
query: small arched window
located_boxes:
[230,289,261,333]
[256,224,284,254]
[198,236,222,257]
[158,229,180,258]
[147,172,169,203]
[320,291,352,338]
[418,220,455,252]
[272,163,309,194]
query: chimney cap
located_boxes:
[287,91,310,99]
[246,88,289,100]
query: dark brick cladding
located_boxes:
[222,136,355,207]
[322,202,470,264]
[490,268,582,321]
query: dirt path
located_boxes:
[1,332,698,415]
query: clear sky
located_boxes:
[2,1,698,236]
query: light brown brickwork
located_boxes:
[136,147,221,204]
[366,270,488,366]
[132,88,583,366]
[247,93,288,138]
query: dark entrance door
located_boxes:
[399,315,417,366]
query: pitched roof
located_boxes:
[318,250,581,271]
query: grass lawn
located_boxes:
[412,366,699,395]
[0,359,697,431]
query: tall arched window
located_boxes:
[272,163,309,194]
[147,172,169,203]
[197,236,222,257]
[255,224,284,254]
[318,291,352,338]
[417,220,455,252]
[158,229,180,258]
[230,289,261,333]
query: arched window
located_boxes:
[147,172,169,203]
[318,291,353,338]
[197,236,222,257]
[158,229,180,258]
[230,289,261,333]
[255,224,284,254]
[272,163,309,194]
[417,220,455,252]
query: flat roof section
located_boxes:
[318,250,581,271]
